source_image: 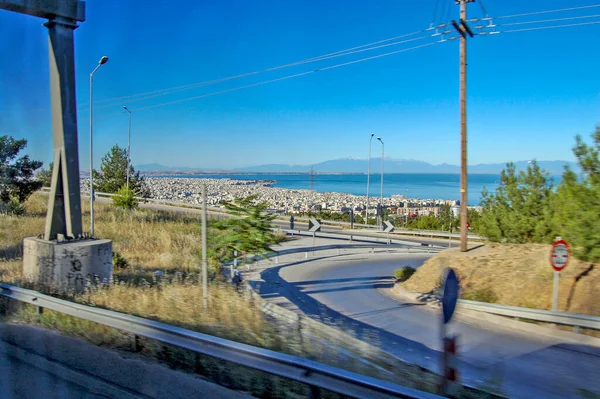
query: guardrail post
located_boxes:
[36,305,44,322]
[309,386,321,399]
[573,326,580,334]
[133,334,141,352]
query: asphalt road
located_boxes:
[255,251,600,399]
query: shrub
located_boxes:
[394,266,416,282]
[112,251,129,270]
[463,288,498,303]
[112,184,138,210]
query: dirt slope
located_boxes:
[401,243,599,316]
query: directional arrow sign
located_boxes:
[308,218,321,232]
[383,220,394,233]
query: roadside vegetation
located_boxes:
[1,194,456,397]
[401,127,600,319]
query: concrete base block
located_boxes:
[23,237,112,293]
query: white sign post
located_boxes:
[550,237,570,312]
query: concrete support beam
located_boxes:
[0,0,85,22]
[44,15,83,240]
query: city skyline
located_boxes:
[1,0,599,169]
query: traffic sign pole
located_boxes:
[550,237,570,312]
[552,271,559,312]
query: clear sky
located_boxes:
[1,0,599,170]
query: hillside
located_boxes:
[400,243,599,317]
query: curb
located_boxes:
[391,284,600,350]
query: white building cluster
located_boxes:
[134,178,463,216]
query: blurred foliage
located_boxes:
[112,184,139,210]
[0,135,42,214]
[213,195,279,263]
[36,161,53,188]
[394,266,416,282]
[479,161,555,243]
[93,144,149,197]
[479,126,600,263]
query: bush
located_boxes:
[0,197,24,216]
[112,184,138,210]
[394,266,416,282]
[462,288,498,303]
[112,251,129,270]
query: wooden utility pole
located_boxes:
[452,0,474,252]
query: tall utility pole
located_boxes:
[377,137,384,229]
[452,0,474,252]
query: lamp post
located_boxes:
[123,106,132,190]
[377,137,384,229]
[89,55,109,238]
[366,133,374,225]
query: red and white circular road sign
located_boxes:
[550,239,570,272]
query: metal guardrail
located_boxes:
[282,230,444,250]
[458,299,600,331]
[0,284,441,398]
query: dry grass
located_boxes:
[1,194,207,272]
[401,243,600,316]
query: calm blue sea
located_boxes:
[154,173,502,206]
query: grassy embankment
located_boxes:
[400,243,599,317]
[2,194,461,398]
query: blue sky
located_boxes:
[1,0,599,170]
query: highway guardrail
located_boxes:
[458,299,600,332]
[0,283,441,399]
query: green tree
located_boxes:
[213,195,279,263]
[478,161,555,243]
[0,135,43,213]
[555,126,600,262]
[112,184,139,210]
[36,161,53,187]
[93,144,148,196]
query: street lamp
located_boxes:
[123,106,132,190]
[377,137,384,228]
[366,133,374,225]
[89,55,109,238]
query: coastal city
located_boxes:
[3,1,599,398]
[136,177,466,218]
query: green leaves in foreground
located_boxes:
[112,184,138,210]
[213,195,279,262]
[554,127,600,262]
[479,125,600,263]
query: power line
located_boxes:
[430,0,441,27]
[90,29,430,108]
[92,34,434,111]
[494,13,600,27]
[497,20,600,34]
[470,4,600,22]
[478,0,490,18]
[131,41,441,112]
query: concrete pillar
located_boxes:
[23,238,112,293]
[44,15,83,240]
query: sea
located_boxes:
[154,173,502,206]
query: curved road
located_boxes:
[256,251,600,398]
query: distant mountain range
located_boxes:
[137,158,577,176]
